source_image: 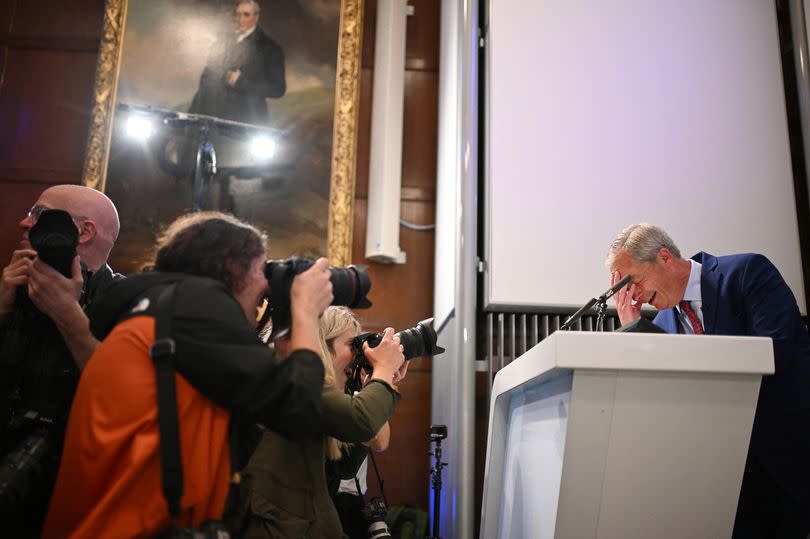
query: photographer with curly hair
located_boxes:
[42,212,332,539]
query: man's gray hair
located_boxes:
[605,223,681,269]
[236,0,260,14]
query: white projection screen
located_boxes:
[484,1,807,313]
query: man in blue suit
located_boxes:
[606,223,810,538]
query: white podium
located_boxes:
[480,331,774,539]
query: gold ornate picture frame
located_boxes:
[83,0,362,269]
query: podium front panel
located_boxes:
[481,332,773,539]
[497,371,572,538]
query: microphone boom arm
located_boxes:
[560,297,598,331]
[559,274,632,331]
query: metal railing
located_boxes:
[483,311,621,380]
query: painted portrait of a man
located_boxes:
[100,0,349,274]
[189,0,286,125]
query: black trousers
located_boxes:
[733,454,810,539]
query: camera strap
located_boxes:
[149,283,184,519]
[367,451,388,508]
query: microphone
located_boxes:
[559,274,633,331]
[599,274,632,301]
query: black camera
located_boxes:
[261,256,372,338]
[0,427,54,514]
[14,209,81,314]
[346,318,445,394]
[0,411,59,520]
[430,424,448,441]
[28,209,79,278]
[361,496,391,539]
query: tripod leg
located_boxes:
[429,443,443,539]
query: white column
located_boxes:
[365,0,408,264]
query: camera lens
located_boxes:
[262,257,372,338]
[362,497,391,538]
[367,521,392,538]
[345,319,445,394]
[395,318,445,359]
[330,265,371,309]
[264,257,372,310]
[0,428,54,511]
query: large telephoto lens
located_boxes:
[262,256,372,338]
[330,265,371,309]
[264,257,371,310]
[346,318,445,394]
[354,318,445,362]
[396,318,445,359]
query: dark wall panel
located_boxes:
[9,0,105,40]
[0,4,13,38]
[361,1,376,68]
[0,49,98,181]
[0,0,104,260]
[405,0,440,71]
[0,181,52,261]
[354,67,373,198]
[402,70,439,193]
[474,372,490,537]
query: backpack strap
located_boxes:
[149,283,183,519]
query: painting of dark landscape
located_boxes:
[104,0,342,274]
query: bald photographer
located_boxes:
[0,184,122,537]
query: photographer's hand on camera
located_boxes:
[370,359,409,386]
[28,255,83,314]
[0,247,36,316]
[363,328,405,386]
[289,257,333,352]
[27,255,97,369]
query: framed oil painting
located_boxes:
[83,0,363,273]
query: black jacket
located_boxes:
[88,272,324,442]
[189,27,286,125]
[0,264,122,428]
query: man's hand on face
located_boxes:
[610,271,642,326]
[0,247,37,316]
[27,255,84,323]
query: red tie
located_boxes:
[679,301,704,334]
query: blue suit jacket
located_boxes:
[653,252,810,504]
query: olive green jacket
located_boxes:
[238,380,399,538]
